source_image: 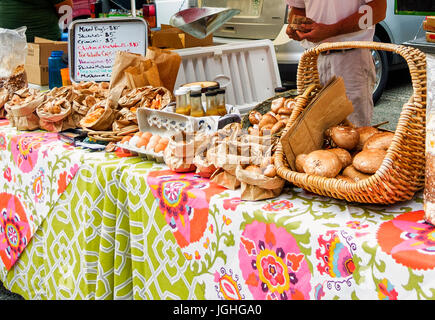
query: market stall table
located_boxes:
[1,122,434,300]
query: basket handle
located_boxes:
[296,41,426,106]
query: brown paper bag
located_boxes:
[280,77,354,171]
[210,169,241,190]
[79,101,117,131]
[145,47,182,92]
[235,165,285,201]
[5,92,44,131]
[0,88,9,118]
[36,99,75,132]
[108,51,163,109]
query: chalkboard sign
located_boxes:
[395,0,435,15]
[68,17,147,83]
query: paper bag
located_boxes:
[145,47,181,93]
[235,165,285,201]
[108,51,162,109]
[280,77,354,171]
[210,169,241,190]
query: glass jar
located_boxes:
[175,89,190,115]
[189,91,205,117]
[216,88,227,116]
[205,90,219,116]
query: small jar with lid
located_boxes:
[205,90,219,116]
[174,89,190,115]
[216,88,227,116]
[189,91,205,117]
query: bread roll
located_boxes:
[363,132,394,151]
[352,149,386,174]
[271,97,285,113]
[303,150,342,178]
[249,110,262,125]
[259,113,278,128]
[271,120,287,135]
[342,165,372,182]
[328,148,352,167]
[245,165,262,175]
[263,164,277,178]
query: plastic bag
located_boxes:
[0,27,28,94]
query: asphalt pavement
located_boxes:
[371,68,414,131]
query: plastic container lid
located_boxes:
[178,86,191,93]
[205,90,217,96]
[190,91,202,97]
[174,89,184,96]
[216,88,226,94]
[51,51,64,57]
[207,84,220,91]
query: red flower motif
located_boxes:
[57,171,68,195]
[223,197,241,211]
[262,200,293,212]
[3,168,12,183]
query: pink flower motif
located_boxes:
[11,133,58,173]
[223,197,241,211]
[70,164,79,177]
[3,168,12,183]
[239,222,311,300]
[262,200,293,212]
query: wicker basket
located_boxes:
[241,89,298,129]
[274,41,427,204]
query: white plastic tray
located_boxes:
[174,39,282,115]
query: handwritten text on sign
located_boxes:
[74,21,146,82]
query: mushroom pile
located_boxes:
[296,124,395,182]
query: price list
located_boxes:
[72,19,147,82]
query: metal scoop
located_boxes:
[169,7,240,39]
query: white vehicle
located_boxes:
[190,0,425,103]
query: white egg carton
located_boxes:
[137,104,241,136]
[117,104,240,163]
[117,136,166,163]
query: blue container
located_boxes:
[48,51,67,89]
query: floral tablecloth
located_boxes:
[0,126,85,270]
[1,124,435,300]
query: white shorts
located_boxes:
[318,48,376,127]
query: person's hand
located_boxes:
[296,22,338,43]
[286,24,302,41]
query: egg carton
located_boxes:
[117,139,165,163]
[137,104,241,137]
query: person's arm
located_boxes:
[297,0,387,43]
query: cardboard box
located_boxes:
[26,37,68,66]
[25,37,68,85]
[24,64,49,85]
[423,20,435,32]
[151,24,213,49]
[427,32,435,43]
